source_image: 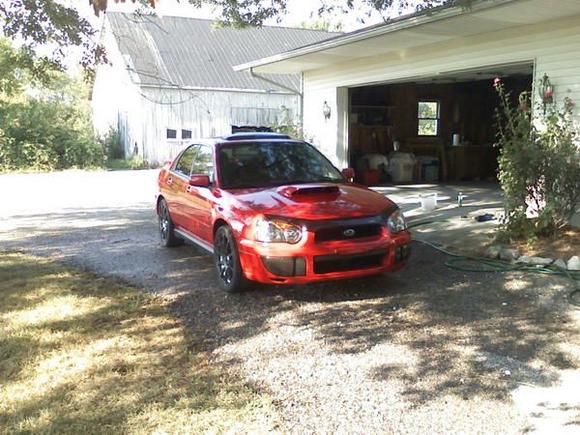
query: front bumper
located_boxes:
[238,227,411,285]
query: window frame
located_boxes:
[181,129,192,140]
[190,144,215,182]
[166,128,178,140]
[417,100,441,137]
[173,145,196,177]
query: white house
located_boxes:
[92,12,337,164]
[235,0,580,184]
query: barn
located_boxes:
[91,12,337,164]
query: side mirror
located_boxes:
[189,174,211,187]
[342,168,355,181]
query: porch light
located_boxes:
[538,73,554,108]
[323,101,331,120]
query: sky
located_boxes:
[61,0,417,71]
[77,0,409,32]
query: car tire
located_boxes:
[158,198,182,247]
[214,225,247,292]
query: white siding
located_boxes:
[303,15,580,167]
[92,19,144,158]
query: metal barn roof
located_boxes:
[107,12,339,93]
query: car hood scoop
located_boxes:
[277,184,340,198]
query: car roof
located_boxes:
[188,133,304,150]
[219,132,292,141]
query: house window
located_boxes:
[417,101,440,136]
[181,129,192,140]
[166,128,177,139]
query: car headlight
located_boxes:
[384,208,407,233]
[254,217,303,244]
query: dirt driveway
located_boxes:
[1,170,579,434]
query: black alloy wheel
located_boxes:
[214,225,246,292]
[158,199,181,247]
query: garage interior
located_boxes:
[348,63,533,185]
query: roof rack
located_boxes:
[221,132,292,141]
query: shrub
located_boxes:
[271,105,304,140]
[0,98,105,171]
[0,38,105,172]
[494,77,580,240]
[100,126,125,160]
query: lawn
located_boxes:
[0,253,275,434]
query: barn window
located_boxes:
[166,128,177,139]
[417,101,440,136]
[181,129,192,140]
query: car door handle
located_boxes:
[167,177,173,185]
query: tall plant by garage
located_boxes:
[494,76,580,240]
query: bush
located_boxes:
[100,126,124,160]
[271,105,304,140]
[0,98,104,171]
[0,38,104,172]
[494,77,580,240]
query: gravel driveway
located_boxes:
[1,170,579,434]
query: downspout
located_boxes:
[300,72,304,136]
[249,67,304,130]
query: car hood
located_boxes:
[225,183,396,221]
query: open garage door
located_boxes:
[348,62,533,185]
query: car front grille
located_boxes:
[314,223,382,243]
[313,250,387,274]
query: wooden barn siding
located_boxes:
[133,88,300,164]
[92,18,143,158]
[301,15,580,168]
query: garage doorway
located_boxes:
[348,62,533,185]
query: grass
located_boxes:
[105,157,155,171]
[0,253,275,434]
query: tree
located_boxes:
[299,19,344,33]
[0,37,104,171]
[1,0,474,76]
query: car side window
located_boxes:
[191,145,214,181]
[174,146,195,176]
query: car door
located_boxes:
[169,146,195,229]
[183,144,215,244]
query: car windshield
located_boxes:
[218,141,344,189]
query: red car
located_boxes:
[156,133,411,292]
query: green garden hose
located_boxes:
[408,221,580,307]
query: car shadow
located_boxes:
[2,204,578,413]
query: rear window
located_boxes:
[218,141,343,189]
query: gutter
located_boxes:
[249,68,302,96]
[233,0,521,72]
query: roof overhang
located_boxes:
[234,0,580,74]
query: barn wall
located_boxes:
[136,88,300,164]
[92,19,144,158]
[93,19,301,165]
[302,15,580,168]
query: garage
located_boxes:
[235,0,580,189]
[348,63,533,184]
